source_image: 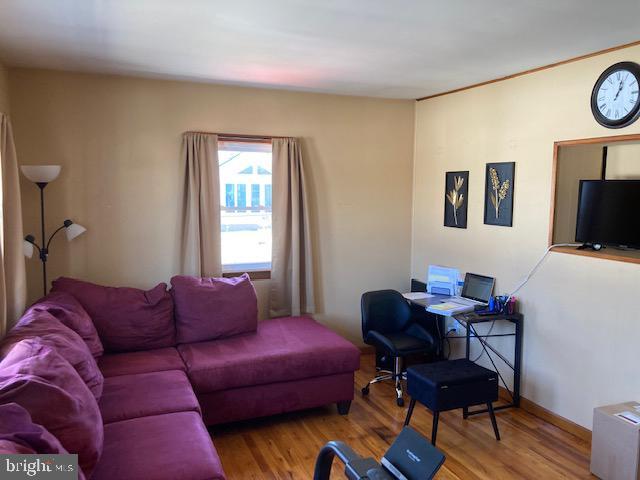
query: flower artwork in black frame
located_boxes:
[484,162,515,227]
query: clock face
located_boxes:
[591,62,640,128]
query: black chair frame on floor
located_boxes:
[360,290,439,406]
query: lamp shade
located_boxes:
[23,239,34,258]
[20,165,61,183]
[65,222,86,241]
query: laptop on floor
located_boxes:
[426,273,495,316]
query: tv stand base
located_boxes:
[577,243,604,251]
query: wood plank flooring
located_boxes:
[211,354,593,479]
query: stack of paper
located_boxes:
[402,292,434,300]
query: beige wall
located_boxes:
[606,142,640,179]
[413,45,640,429]
[10,68,415,343]
[0,61,9,113]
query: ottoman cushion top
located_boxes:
[408,359,497,389]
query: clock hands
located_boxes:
[614,80,624,101]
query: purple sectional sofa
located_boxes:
[0,275,360,480]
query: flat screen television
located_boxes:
[575,180,640,249]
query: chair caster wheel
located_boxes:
[361,386,370,396]
[397,397,404,407]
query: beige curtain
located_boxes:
[270,137,315,317]
[0,113,27,337]
[180,132,222,277]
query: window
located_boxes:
[265,184,272,208]
[225,184,235,207]
[219,140,272,273]
[237,184,246,209]
[251,184,260,207]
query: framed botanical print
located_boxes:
[484,162,515,227]
[444,171,468,228]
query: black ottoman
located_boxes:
[404,359,500,445]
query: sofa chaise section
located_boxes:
[197,371,356,425]
[178,316,360,425]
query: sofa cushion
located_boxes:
[99,370,200,423]
[52,277,175,353]
[1,310,104,399]
[0,340,103,478]
[98,347,185,378]
[178,316,360,393]
[92,411,226,480]
[0,402,70,453]
[0,403,87,479]
[0,440,34,453]
[171,274,258,344]
[28,291,104,357]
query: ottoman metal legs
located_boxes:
[404,397,500,445]
[487,402,501,441]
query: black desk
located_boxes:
[408,295,523,415]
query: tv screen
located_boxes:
[576,180,640,249]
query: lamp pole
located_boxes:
[37,182,48,296]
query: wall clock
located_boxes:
[591,61,640,129]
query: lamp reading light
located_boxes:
[21,165,87,295]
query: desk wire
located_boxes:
[470,242,579,363]
[470,321,495,362]
[507,242,581,299]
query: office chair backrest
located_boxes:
[411,278,427,293]
[361,290,412,337]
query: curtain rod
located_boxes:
[184,131,289,141]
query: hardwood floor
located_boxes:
[211,354,593,479]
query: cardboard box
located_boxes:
[591,402,640,480]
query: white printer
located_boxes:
[426,265,459,296]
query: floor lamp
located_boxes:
[21,165,87,296]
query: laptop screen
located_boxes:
[461,273,495,303]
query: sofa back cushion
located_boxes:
[0,340,103,478]
[1,310,104,399]
[171,274,258,344]
[29,291,104,357]
[51,277,175,353]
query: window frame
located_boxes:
[221,270,271,280]
[218,138,273,279]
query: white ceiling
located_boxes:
[0,0,639,99]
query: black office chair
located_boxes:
[361,290,439,406]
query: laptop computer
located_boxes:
[426,273,495,316]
